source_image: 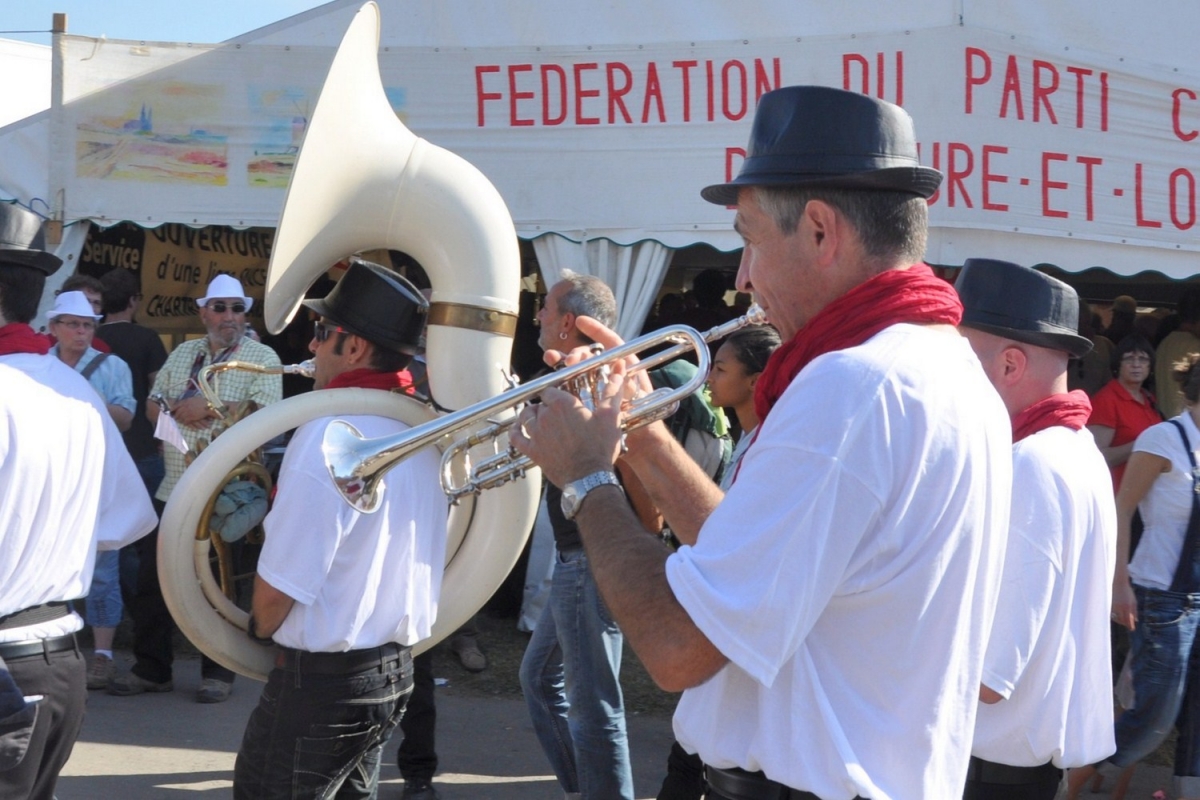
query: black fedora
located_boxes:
[303,259,428,355]
[956,258,1093,358]
[0,204,62,275]
[702,85,943,206]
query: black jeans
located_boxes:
[0,641,86,800]
[233,645,413,800]
[396,649,436,782]
[129,504,233,684]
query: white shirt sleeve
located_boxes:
[980,442,1063,698]
[94,383,157,551]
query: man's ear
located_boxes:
[1001,345,1027,385]
[801,199,841,265]
[346,334,372,366]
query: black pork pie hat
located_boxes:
[303,259,428,355]
[0,204,62,275]
[702,85,943,206]
[956,258,1093,358]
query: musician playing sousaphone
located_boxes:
[233,258,448,799]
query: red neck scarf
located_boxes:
[325,368,414,393]
[753,264,963,422]
[1011,390,1092,443]
[0,323,51,356]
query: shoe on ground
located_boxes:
[450,636,487,673]
[86,653,113,690]
[196,678,233,704]
[107,670,173,696]
[401,779,441,799]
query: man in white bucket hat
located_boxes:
[48,290,139,692]
[110,274,282,704]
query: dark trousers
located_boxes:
[233,645,413,800]
[395,649,437,782]
[962,757,1062,800]
[129,501,233,684]
[658,740,706,799]
[0,642,86,800]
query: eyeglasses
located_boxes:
[207,302,246,314]
[54,319,95,331]
[313,320,349,343]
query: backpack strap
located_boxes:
[80,351,110,381]
[1167,419,1200,593]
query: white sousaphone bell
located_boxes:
[157,1,540,680]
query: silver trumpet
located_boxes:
[197,360,316,421]
[323,306,768,512]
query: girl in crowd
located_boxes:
[704,324,781,489]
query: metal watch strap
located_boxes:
[563,469,622,520]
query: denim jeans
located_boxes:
[519,547,634,800]
[1107,585,1200,796]
[233,646,412,800]
[84,550,122,628]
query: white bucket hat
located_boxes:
[49,290,102,321]
[196,274,253,311]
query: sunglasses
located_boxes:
[313,320,349,343]
[207,302,246,314]
[55,319,96,331]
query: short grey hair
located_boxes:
[753,185,929,269]
[555,270,618,329]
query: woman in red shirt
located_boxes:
[1088,334,1163,493]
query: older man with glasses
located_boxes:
[109,274,283,704]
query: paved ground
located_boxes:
[56,652,1178,799]
[57,653,675,799]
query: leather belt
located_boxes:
[965,756,1062,785]
[275,642,410,674]
[0,601,71,631]
[0,633,79,661]
[705,766,865,800]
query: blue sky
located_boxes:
[3,1,331,47]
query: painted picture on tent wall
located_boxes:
[75,81,229,185]
[246,87,312,188]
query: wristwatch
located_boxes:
[560,470,623,521]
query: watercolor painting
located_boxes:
[246,87,311,189]
[75,81,229,185]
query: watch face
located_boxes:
[561,483,581,519]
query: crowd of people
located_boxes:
[4,82,1200,800]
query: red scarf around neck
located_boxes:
[1011,390,1092,443]
[753,264,963,422]
[0,323,51,356]
[325,368,414,393]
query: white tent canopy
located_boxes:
[3,0,1199,293]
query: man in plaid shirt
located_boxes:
[109,274,282,704]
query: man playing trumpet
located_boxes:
[233,258,447,800]
[510,86,1012,799]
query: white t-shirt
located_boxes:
[1129,413,1200,589]
[0,353,157,642]
[667,324,1012,800]
[972,425,1117,768]
[259,412,448,652]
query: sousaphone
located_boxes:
[158,1,540,679]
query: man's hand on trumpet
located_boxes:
[538,314,661,439]
[509,364,630,490]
